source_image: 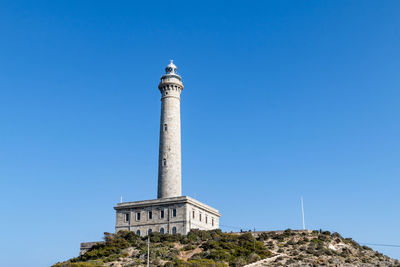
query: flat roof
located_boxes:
[114,196,221,217]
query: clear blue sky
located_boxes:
[0,1,399,266]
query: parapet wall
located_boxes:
[80,241,104,256]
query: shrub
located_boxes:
[313,250,323,257]
[232,257,247,267]
[286,259,295,265]
[167,258,227,267]
[103,254,124,263]
[116,231,140,246]
[332,232,342,238]
[257,232,269,241]
[187,258,227,267]
[208,249,231,261]
[181,236,192,245]
[53,262,105,267]
[362,245,372,251]
[247,253,261,263]
[283,229,292,237]
[162,233,184,243]
[183,244,196,251]
[239,232,254,242]
[306,247,314,254]
[286,238,295,245]
[149,232,162,243]
[311,238,321,244]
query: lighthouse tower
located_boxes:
[157,60,183,199]
[114,61,220,236]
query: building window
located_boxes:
[212,218,214,226]
[172,209,177,217]
[172,227,177,234]
[164,124,168,131]
[160,227,164,234]
[206,216,208,224]
[136,230,141,236]
[161,210,164,218]
[149,211,152,220]
[199,213,202,222]
[124,213,130,222]
[163,159,167,166]
[148,229,152,235]
[136,212,141,221]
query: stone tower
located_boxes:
[113,61,220,237]
[157,60,184,199]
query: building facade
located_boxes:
[114,61,220,236]
[115,196,220,235]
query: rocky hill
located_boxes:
[53,229,399,267]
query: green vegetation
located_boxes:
[54,262,105,267]
[54,229,400,267]
[53,230,271,267]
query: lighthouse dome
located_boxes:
[165,60,178,74]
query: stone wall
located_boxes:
[80,241,104,256]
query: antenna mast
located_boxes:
[301,196,305,230]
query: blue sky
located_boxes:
[0,1,399,266]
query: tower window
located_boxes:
[172,226,177,234]
[163,159,167,166]
[172,209,177,217]
[212,218,214,226]
[149,211,152,220]
[164,124,168,131]
[148,229,152,235]
[160,227,164,234]
[125,213,130,222]
[199,214,202,222]
[161,210,164,218]
[136,212,141,221]
[206,216,208,224]
[192,210,195,219]
[136,230,141,236]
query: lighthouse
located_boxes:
[157,60,183,199]
[114,61,220,236]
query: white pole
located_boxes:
[147,235,150,267]
[301,196,305,230]
[120,195,123,203]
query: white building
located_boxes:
[114,61,221,236]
